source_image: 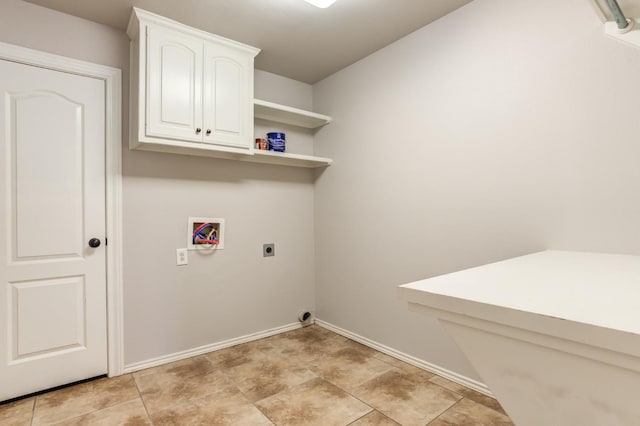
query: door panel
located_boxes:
[213,59,241,133]
[0,59,107,401]
[11,91,83,260]
[203,43,252,148]
[11,276,85,358]
[147,25,203,142]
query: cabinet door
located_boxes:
[203,43,253,149]
[147,26,203,142]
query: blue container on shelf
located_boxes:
[267,132,286,152]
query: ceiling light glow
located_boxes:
[303,0,338,8]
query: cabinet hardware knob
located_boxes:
[206,129,211,135]
[88,238,101,248]
[196,128,202,134]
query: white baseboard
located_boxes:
[123,322,302,374]
[315,319,493,397]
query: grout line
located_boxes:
[252,400,279,426]
[426,376,509,416]
[376,411,401,425]
[47,398,142,426]
[344,408,375,425]
[427,378,466,400]
[131,373,153,424]
[426,398,465,425]
[30,396,36,426]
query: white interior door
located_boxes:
[0,59,107,401]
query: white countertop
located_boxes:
[400,251,640,425]
[400,250,640,337]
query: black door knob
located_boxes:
[88,238,101,248]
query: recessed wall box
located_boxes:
[188,217,225,250]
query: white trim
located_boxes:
[315,319,494,397]
[0,42,124,377]
[127,8,260,57]
[123,322,302,373]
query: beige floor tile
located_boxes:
[268,325,334,342]
[256,377,372,426]
[350,410,401,425]
[54,399,151,425]
[0,397,34,425]
[269,327,351,365]
[428,375,507,415]
[268,326,346,350]
[309,346,396,391]
[206,339,277,370]
[352,369,461,426]
[337,339,387,359]
[428,398,514,426]
[135,368,236,414]
[13,327,517,426]
[372,353,435,379]
[151,390,273,426]
[226,357,317,402]
[32,375,139,426]
[133,355,214,380]
[0,417,31,426]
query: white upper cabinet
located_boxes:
[128,8,333,168]
[128,8,259,157]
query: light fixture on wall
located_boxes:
[303,0,338,8]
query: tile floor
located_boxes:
[0,325,513,425]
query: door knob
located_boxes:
[88,238,101,248]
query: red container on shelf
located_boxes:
[255,138,268,150]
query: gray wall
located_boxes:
[312,0,640,380]
[1,0,317,366]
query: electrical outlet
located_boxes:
[263,243,275,257]
[176,248,188,266]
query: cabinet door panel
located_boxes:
[203,44,252,149]
[147,26,202,142]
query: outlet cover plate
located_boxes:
[176,248,188,266]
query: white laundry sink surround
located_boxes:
[399,250,640,426]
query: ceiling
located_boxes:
[22,0,472,84]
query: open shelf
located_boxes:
[244,150,332,168]
[254,99,331,129]
[252,99,332,167]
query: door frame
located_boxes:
[0,42,124,377]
